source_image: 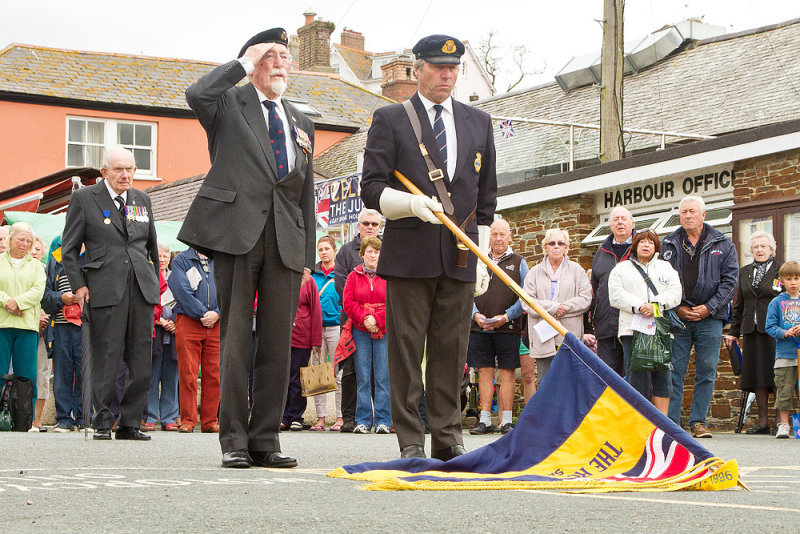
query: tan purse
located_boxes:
[300,349,337,397]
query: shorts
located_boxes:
[773,365,798,411]
[467,331,521,369]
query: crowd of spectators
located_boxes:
[3,194,799,439]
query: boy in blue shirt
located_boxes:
[765,260,800,439]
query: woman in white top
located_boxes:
[608,229,682,415]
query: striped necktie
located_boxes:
[433,104,447,169]
[263,100,288,180]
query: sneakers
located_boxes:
[776,422,791,439]
[690,422,712,438]
[469,422,496,435]
[52,422,74,433]
[353,424,370,434]
[499,422,514,434]
[375,424,391,434]
[290,421,303,431]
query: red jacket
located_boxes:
[343,264,386,335]
[291,277,323,349]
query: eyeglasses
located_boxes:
[263,52,292,64]
[545,241,567,247]
[360,221,380,227]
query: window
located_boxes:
[582,201,733,245]
[66,117,157,179]
[284,98,321,117]
[732,196,800,266]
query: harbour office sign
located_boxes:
[598,164,734,213]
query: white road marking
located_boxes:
[521,490,800,512]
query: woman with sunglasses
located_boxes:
[608,229,682,414]
[521,228,592,387]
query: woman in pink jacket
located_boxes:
[342,237,390,434]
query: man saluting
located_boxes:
[360,35,497,460]
[180,28,316,468]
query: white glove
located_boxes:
[474,224,491,296]
[379,188,443,224]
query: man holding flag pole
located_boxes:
[360,34,497,461]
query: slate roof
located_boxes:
[333,44,374,81]
[312,18,800,181]
[314,130,368,178]
[0,43,392,130]
[147,174,204,222]
[474,18,800,183]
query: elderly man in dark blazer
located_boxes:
[361,34,497,460]
[179,28,316,469]
[61,146,160,441]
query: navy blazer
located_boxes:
[360,93,497,282]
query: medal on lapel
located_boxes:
[474,152,482,172]
[102,209,111,225]
[773,278,782,292]
[294,125,312,154]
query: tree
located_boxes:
[478,30,544,94]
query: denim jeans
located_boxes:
[668,317,723,427]
[147,330,179,425]
[352,328,391,428]
[52,323,83,426]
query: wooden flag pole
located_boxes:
[393,170,567,337]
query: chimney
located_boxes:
[297,11,335,73]
[380,55,417,102]
[340,28,365,51]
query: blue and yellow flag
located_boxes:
[328,333,743,492]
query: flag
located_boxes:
[500,119,514,139]
[328,333,743,492]
[314,181,330,229]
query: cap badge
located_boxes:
[281,30,287,41]
[442,40,457,54]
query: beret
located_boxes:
[238,27,289,58]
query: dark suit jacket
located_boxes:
[729,260,782,336]
[360,93,497,282]
[179,60,316,272]
[61,183,160,308]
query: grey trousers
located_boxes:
[214,217,301,454]
[385,275,472,455]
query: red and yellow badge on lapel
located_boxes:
[294,125,312,154]
[442,40,457,54]
[474,152,482,172]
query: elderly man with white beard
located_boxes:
[180,28,317,469]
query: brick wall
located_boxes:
[298,20,335,73]
[381,58,416,102]
[734,149,800,200]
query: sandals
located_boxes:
[329,423,342,432]
[309,423,326,431]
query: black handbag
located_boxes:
[0,377,12,431]
[1,374,33,431]
[629,263,674,372]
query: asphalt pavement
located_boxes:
[3,429,799,533]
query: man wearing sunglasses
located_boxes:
[334,209,382,433]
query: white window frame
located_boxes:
[582,200,733,245]
[65,116,159,181]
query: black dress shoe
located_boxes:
[432,444,467,461]
[115,426,152,441]
[93,428,112,440]
[222,449,253,468]
[339,421,355,433]
[745,424,771,435]
[469,422,496,435]
[400,444,426,459]
[250,451,298,468]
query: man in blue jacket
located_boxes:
[168,247,221,435]
[661,195,738,438]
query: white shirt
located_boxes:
[104,180,127,207]
[418,93,457,179]
[237,55,297,175]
